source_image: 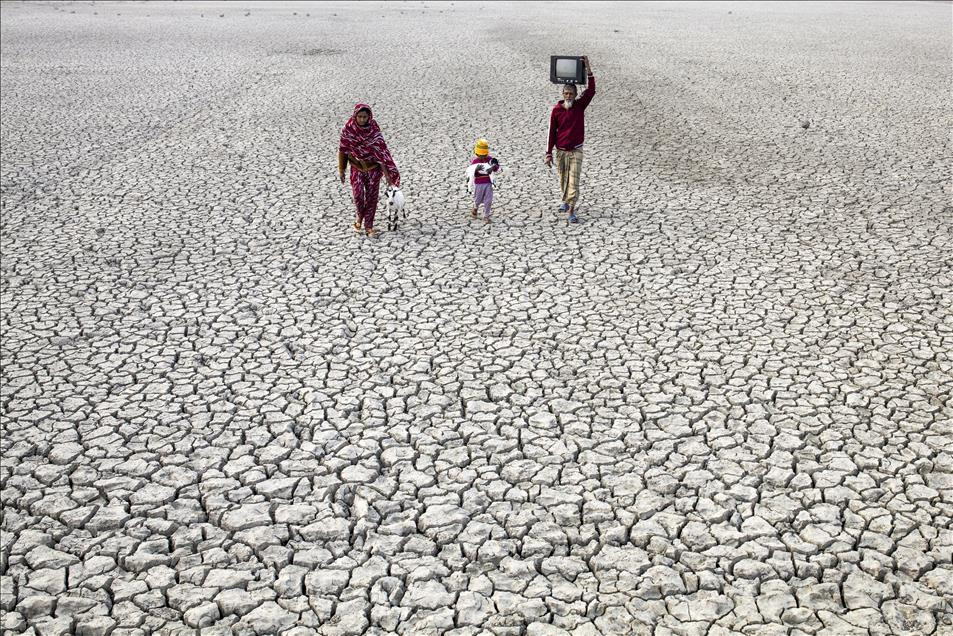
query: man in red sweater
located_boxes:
[545,56,595,224]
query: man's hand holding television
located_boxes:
[583,56,592,76]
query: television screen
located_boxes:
[556,58,579,78]
[550,56,586,84]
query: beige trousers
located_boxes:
[556,148,584,208]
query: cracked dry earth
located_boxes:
[1,1,952,635]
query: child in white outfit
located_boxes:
[467,138,501,223]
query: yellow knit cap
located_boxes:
[474,138,489,156]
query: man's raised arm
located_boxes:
[578,56,595,108]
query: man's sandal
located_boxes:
[365,227,381,238]
[353,221,362,233]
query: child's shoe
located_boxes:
[567,210,579,224]
[471,207,478,219]
[558,203,569,213]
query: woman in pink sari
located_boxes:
[338,103,401,237]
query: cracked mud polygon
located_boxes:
[1,2,951,635]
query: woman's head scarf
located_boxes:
[339,103,400,187]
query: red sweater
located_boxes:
[546,74,595,155]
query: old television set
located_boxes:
[550,56,586,85]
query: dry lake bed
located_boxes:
[1,1,951,634]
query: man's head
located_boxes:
[561,84,578,108]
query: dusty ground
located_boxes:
[1,1,951,634]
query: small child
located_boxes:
[466,138,501,224]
